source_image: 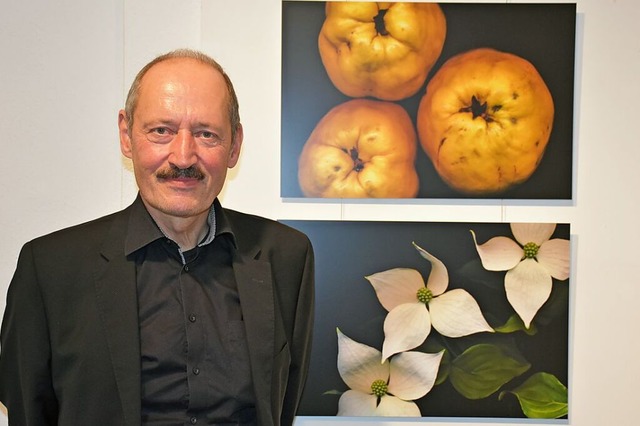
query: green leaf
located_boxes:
[499,372,568,418]
[450,343,530,399]
[494,314,538,335]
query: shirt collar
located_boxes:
[124,195,236,256]
[212,198,237,250]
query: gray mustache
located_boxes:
[156,165,205,180]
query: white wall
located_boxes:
[1,0,639,425]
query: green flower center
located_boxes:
[371,379,388,397]
[523,242,540,259]
[417,287,433,304]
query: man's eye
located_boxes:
[200,131,214,139]
[146,127,174,143]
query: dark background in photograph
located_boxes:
[282,220,570,418]
[281,2,576,199]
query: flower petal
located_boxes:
[471,231,522,271]
[375,395,422,417]
[412,242,449,296]
[511,223,556,246]
[381,303,431,362]
[366,268,425,312]
[337,390,378,416]
[429,289,494,337]
[505,259,553,328]
[337,329,389,392]
[388,350,444,400]
[538,238,570,280]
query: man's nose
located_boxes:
[169,130,197,168]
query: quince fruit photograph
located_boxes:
[281,2,576,199]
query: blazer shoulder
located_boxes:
[223,208,312,248]
[24,208,129,259]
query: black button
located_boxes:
[193,367,200,375]
[189,314,197,323]
[190,417,197,424]
[184,265,190,272]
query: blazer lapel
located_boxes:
[233,249,276,425]
[93,212,141,426]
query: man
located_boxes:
[0,49,314,426]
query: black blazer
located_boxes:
[0,199,315,426]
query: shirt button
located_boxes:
[193,367,200,375]
[184,265,190,272]
[190,416,197,424]
[189,314,197,323]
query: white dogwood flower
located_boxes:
[366,243,493,361]
[336,328,443,417]
[471,223,570,328]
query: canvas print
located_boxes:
[282,220,570,418]
[281,2,576,199]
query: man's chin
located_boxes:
[162,204,210,218]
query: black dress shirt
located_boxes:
[125,199,256,425]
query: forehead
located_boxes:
[137,58,228,108]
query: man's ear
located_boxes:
[118,110,133,159]
[228,123,243,168]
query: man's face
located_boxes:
[119,58,242,221]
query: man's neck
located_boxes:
[144,204,211,251]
